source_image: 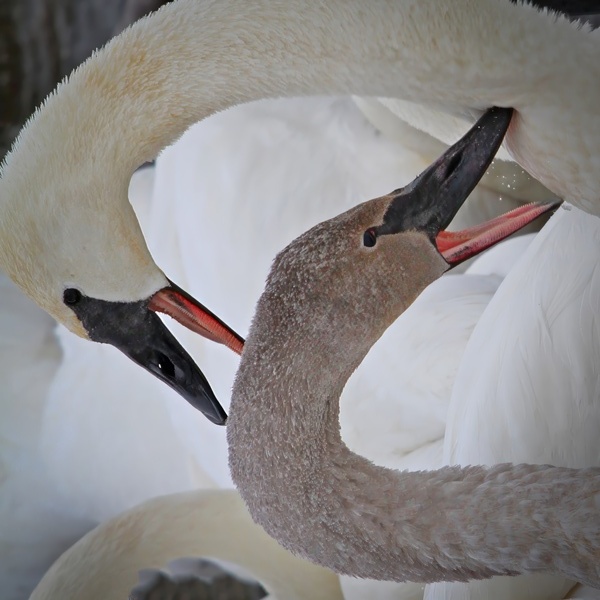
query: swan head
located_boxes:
[0,115,242,426]
[264,107,560,355]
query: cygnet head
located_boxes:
[0,95,242,426]
[262,107,559,358]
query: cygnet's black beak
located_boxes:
[64,281,244,425]
[378,106,561,265]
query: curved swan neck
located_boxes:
[228,274,600,587]
[1,0,596,214]
[5,0,591,178]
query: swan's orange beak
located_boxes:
[140,280,244,425]
[149,280,244,355]
[436,201,560,266]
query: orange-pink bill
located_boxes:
[149,282,244,355]
[436,200,561,266]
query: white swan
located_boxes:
[30,489,343,600]
[0,0,596,416]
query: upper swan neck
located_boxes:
[3,0,596,207]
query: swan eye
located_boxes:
[63,288,82,305]
[363,228,377,248]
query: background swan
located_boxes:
[30,489,343,600]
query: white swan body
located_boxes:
[0,272,93,599]
[30,489,343,600]
[422,206,600,600]
[446,207,600,469]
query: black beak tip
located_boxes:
[73,294,230,426]
[143,347,229,426]
[118,311,230,426]
[379,106,515,238]
[187,389,228,426]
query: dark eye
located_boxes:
[63,288,82,305]
[363,228,377,248]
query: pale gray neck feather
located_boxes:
[228,255,600,587]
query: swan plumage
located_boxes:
[30,489,343,600]
[446,206,600,470]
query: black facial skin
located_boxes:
[63,289,228,426]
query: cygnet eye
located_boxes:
[363,228,377,248]
[63,288,82,305]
